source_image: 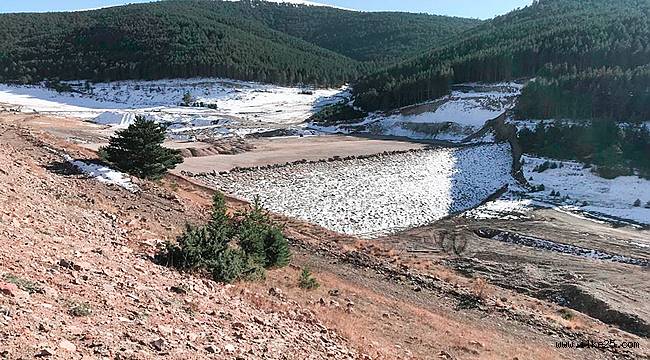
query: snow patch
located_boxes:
[0,79,347,138]
[65,155,139,192]
[93,111,137,127]
[524,156,650,226]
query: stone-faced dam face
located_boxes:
[197,143,515,238]
[463,112,526,185]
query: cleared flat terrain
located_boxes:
[174,135,427,173]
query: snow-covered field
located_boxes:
[312,82,523,142]
[523,156,650,226]
[0,78,347,137]
[198,143,514,237]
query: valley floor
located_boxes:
[1,113,649,359]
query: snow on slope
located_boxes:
[313,82,523,142]
[0,79,347,136]
[523,156,650,226]
[63,155,139,192]
[199,143,514,237]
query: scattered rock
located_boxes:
[170,285,188,294]
[268,287,282,298]
[205,344,220,354]
[0,282,20,297]
[58,339,77,352]
[58,259,81,271]
[149,338,166,352]
[35,348,55,358]
[469,340,484,348]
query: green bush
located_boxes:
[298,268,320,290]
[519,122,649,179]
[594,165,632,179]
[210,248,247,283]
[264,227,291,268]
[100,116,183,180]
[158,193,291,284]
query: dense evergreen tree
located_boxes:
[100,116,183,179]
[515,64,650,121]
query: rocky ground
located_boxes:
[0,123,358,359]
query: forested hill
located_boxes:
[242,5,480,64]
[353,0,650,121]
[0,0,479,86]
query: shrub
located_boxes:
[1,273,44,294]
[68,302,92,317]
[633,199,642,207]
[210,248,247,283]
[100,116,183,179]
[645,201,650,209]
[236,197,291,268]
[158,193,290,284]
[558,308,574,321]
[533,161,551,173]
[264,227,291,268]
[298,268,319,290]
[307,102,367,126]
[594,165,632,179]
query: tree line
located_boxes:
[519,121,650,179]
[515,64,650,121]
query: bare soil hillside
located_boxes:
[1,114,648,359]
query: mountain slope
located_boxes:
[0,1,361,86]
[0,0,479,86]
[0,123,360,359]
[353,0,650,116]
[237,2,480,63]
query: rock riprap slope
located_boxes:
[200,143,514,237]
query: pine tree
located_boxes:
[236,197,270,263]
[207,193,232,240]
[264,227,291,268]
[298,267,319,290]
[100,116,183,179]
[211,248,247,283]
